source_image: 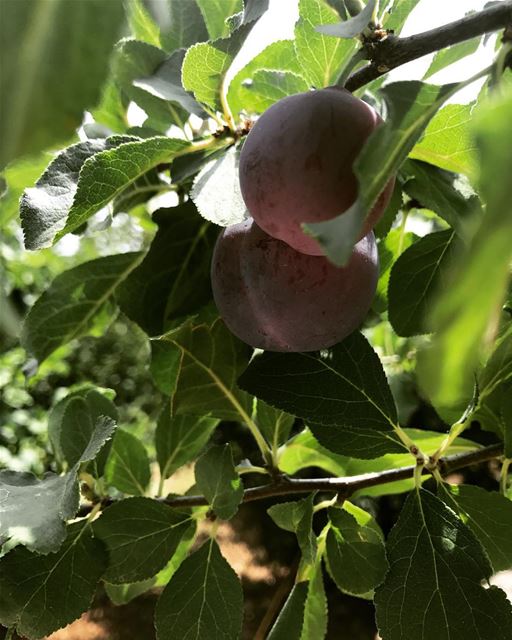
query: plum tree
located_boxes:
[211,218,378,352]
[239,87,394,256]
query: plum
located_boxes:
[211,219,378,352]
[239,87,394,256]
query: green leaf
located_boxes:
[418,88,512,409]
[278,429,348,476]
[267,582,308,640]
[374,489,512,640]
[155,538,243,640]
[21,252,142,363]
[58,136,190,238]
[295,0,354,88]
[105,429,151,496]
[196,0,244,40]
[305,80,468,265]
[160,0,209,52]
[373,181,403,239]
[316,0,376,37]
[93,497,192,583]
[195,444,243,519]
[325,507,388,596]
[301,560,328,640]
[117,204,217,336]
[191,146,248,226]
[388,230,457,337]
[479,324,512,398]
[0,0,124,167]
[401,159,480,234]
[20,137,133,250]
[156,401,219,480]
[133,48,208,118]
[308,423,403,458]
[268,495,316,564]
[374,228,415,313]
[239,331,397,429]
[424,37,481,79]
[126,0,161,46]
[409,103,477,178]
[227,39,303,117]
[0,522,107,639]
[382,0,421,35]
[254,399,295,448]
[441,484,512,573]
[237,70,310,113]
[151,316,253,421]
[182,6,264,112]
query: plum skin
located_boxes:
[239,87,394,256]
[211,219,378,352]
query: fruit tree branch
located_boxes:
[78,442,503,516]
[345,0,512,91]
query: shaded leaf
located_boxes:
[160,0,209,52]
[374,228,415,313]
[254,399,295,449]
[195,444,243,519]
[21,252,142,363]
[308,423,403,458]
[93,497,192,583]
[239,331,397,429]
[105,429,151,496]
[0,523,107,640]
[196,0,244,40]
[388,230,457,337]
[301,560,328,640]
[238,70,310,113]
[117,204,217,336]
[316,0,376,37]
[374,489,512,640]
[267,582,308,640]
[156,401,219,480]
[155,538,243,640]
[268,495,316,564]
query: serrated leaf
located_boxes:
[325,507,388,596]
[268,495,316,564]
[306,80,472,266]
[126,0,161,46]
[267,582,308,640]
[151,316,253,421]
[401,159,480,234]
[191,145,248,226]
[239,331,397,429]
[424,37,481,79]
[254,399,295,449]
[388,230,457,337]
[21,252,142,363]
[295,0,354,88]
[0,522,107,639]
[479,324,512,398]
[0,0,124,167]
[409,103,477,178]
[374,228,415,313]
[374,489,512,640]
[196,0,244,40]
[278,429,348,475]
[316,0,376,37]
[58,136,189,238]
[238,70,310,113]
[93,497,192,583]
[105,429,151,496]
[382,0,421,35]
[374,181,403,239]
[155,538,243,640]
[20,137,133,250]
[441,484,512,573]
[195,444,243,519]
[161,0,209,52]
[308,423,403,458]
[133,48,207,118]
[156,401,219,480]
[418,88,512,409]
[301,560,327,640]
[117,204,217,336]
[112,166,168,215]
[227,39,303,117]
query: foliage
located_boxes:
[1,0,512,638]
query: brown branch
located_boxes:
[79,442,503,515]
[345,0,512,91]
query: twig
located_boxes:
[345,0,512,90]
[78,442,503,515]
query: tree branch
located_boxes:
[345,0,512,91]
[78,442,503,515]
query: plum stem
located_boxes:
[345,0,512,91]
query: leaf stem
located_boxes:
[430,418,469,464]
